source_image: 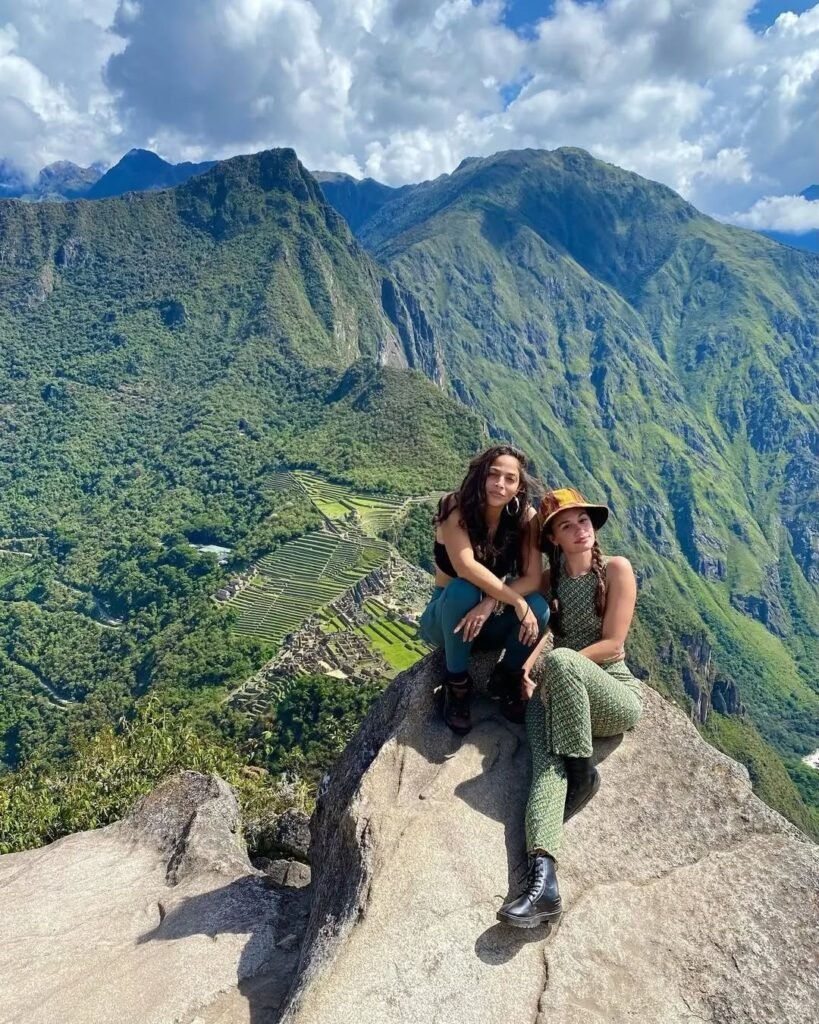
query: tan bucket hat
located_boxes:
[538,487,610,533]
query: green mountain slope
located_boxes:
[312,171,411,234]
[325,147,819,834]
[0,149,482,791]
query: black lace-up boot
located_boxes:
[563,756,600,821]
[486,662,528,723]
[441,674,473,735]
[496,852,562,928]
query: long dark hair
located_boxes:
[542,530,607,636]
[436,444,534,574]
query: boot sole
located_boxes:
[496,906,562,929]
[563,768,601,822]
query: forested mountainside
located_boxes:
[1,146,817,850]
[319,147,819,831]
[0,149,483,850]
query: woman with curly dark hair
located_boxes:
[497,487,643,928]
[419,445,550,735]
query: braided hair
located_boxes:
[590,540,607,617]
[541,533,607,637]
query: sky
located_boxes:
[1,1,818,230]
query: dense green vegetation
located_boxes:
[0,675,377,855]
[324,147,819,830]
[0,149,483,851]
[382,501,438,573]
[252,675,383,786]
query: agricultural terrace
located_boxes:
[353,598,430,674]
[230,530,389,645]
[264,470,295,493]
[291,470,411,536]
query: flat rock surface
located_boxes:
[0,772,309,1024]
[281,651,819,1024]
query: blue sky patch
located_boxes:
[501,0,816,35]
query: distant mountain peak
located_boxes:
[312,170,358,183]
[86,148,215,200]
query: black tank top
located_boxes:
[433,538,518,580]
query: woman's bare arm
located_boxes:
[577,556,636,665]
[505,511,544,598]
[439,514,531,615]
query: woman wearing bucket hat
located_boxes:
[496,487,643,928]
[418,444,550,735]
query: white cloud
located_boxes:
[729,193,819,232]
[0,0,817,219]
[0,0,122,176]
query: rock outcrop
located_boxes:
[280,651,819,1024]
[3,654,817,1024]
[0,772,310,1024]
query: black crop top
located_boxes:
[433,538,518,581]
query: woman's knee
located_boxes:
[544,647,584,671]
[542,648,586,692]
[440,577,482,614]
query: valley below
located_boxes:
[0,145,817,859]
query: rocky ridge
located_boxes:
[0,773,310,1024]
[2,654,817,1024]
[281,651,818,1024]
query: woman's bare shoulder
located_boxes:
[605,555,634,578]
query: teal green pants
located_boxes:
[525,647,643,858]
[420,578,550,675]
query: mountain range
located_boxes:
[0,145,817,843]
[320,150,819,803]
[3,148,818,255]
[0,149,213,202]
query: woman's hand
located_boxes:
[454,595,498,642]
[516,600,540,647]
[522,668,537,700]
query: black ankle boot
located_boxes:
[441,675,472,735]
[496,852,562,928]
[487,662,528,724]
[563,756,600,821]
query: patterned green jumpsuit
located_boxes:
[524,563,643,857]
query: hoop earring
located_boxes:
[504,495,521,516]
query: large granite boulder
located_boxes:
[280,651,819,1024]
[0,771,309,1024]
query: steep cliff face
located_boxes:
[666,631,745,724]
[281,652,818,1024]
[379,276,445,383]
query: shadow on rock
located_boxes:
[474,919,557,966]
[138,876,309,1024]
[450,701,528,895]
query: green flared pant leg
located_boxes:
[524,648,643,858]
